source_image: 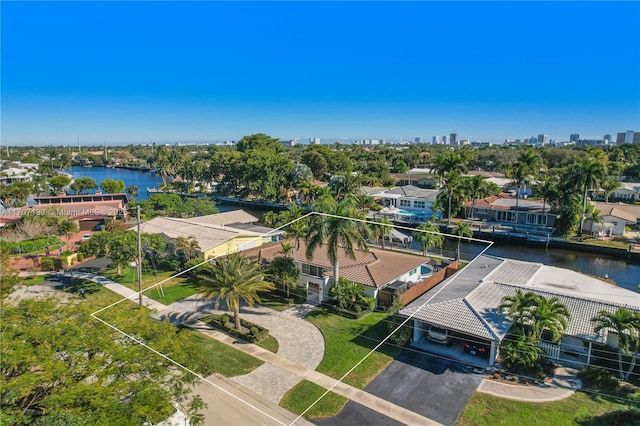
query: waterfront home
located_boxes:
[606,182,640,202]
[0,167,35,185]
[584,205,637,236]
[591,202,640,229]
[399,254,640,367]
[137,211,284,260]
[463,193,555,235]
[372,185,441,212]
[247,239,433,305]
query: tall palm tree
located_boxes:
[464,175,493,221]
[433,151,467,187]
[592,308,640,380]
[587,209,604,238]
[442,173,467,225]
[306,195,372,287]
[599,176,621,204]
[452,222,473,260]
[412,222,444,256]
[498,290,539,335]
[279,241,294,257]
[565,156,607,236]
[268,256,300,299]
[506,162,535,212]
[534,175,561,214]
[530,296,570,342]
[198,253,274,331]
[370,217,393,249]
[126,184,139,201]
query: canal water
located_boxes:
[68,167,639,293]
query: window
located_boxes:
[414,201,426,209]
[526,213,547,226]
[301,263,325,277]
[400,199,411,207]
[496,211,516,222]
[475,208,488,214]
[410,268,417,275]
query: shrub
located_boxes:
[578,366,619,390]
[3,237,62,254]
[40,257,55,271]
[250,327,259,337]
[387,315,412,346]
[61,250,74,257]
[158,258,179,271]
[76,252,84,262]
[200,315,269,342]
[221,315,230,325]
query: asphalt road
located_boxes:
[316,349,483,426]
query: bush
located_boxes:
[40,257,55,271]
[76,252,84,262]
[327,304,370,319]
[387,315,412,346]
[200,314,269,343]
[3,237,62,254]
[221,315,230,325]
[578,366,619,390]
[250,327,259,337]
[158,258,179,271]
[61,250,74,257]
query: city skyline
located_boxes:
[2,1,639,146]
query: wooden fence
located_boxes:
[378,260,459,308]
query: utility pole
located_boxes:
[137,206,143,307]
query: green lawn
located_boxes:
[143,281,199,305]
[305,307,401,389]
[21,274,49,286]
[279,380,348,419]
[256,335,279,353]
[102,266,200,304]
[457,392,635,426]
[257,291,296,312]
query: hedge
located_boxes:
[3,237,62,254]
[200,314,270,343]
[326,304,372,319]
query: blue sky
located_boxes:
[2,1,639,146]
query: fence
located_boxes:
[537,341,561,361]
[378,260,459,308]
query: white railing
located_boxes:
[538,341,560,361]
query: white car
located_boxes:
[81,234,92,242]
[427,326,453,345]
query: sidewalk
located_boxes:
[76,271,442,426]
[477,367,582,402]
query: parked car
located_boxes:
[81,234,92,242]
[463,341,490,358]
[427,326,453,345]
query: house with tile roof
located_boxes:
[399,255,640,367]
[138,211,284,260]
[585,204,638,235]
[463,193,556,234]
[247,239,433,304]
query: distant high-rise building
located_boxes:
[570,133,580,143]
[528,136,538,145]
[415,137,422,144]
[450,132,458,145]
[538,134,549,145]
[281,139,297,147]
[309,137,320,145]
[442,135,449,144]
[432,136,438,144]
[603,134,612,144]
[616,131,638,144]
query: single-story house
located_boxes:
[608,182,640,202]
[138,211,284,259]
[592,202,640,230]
[247,239,433,304]
[0,167,35,184]
[464,193,556,234]
[584,205,637,235]
[399,255,640,367]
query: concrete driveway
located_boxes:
[317,349,483,426]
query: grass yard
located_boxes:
[305,307,401,389]
[143,281,199,305]
[102,266,200,304]
[256,335,279,353]
[457,391,635,426]
[279,380,348,419]
[21,274,49,286]
[257,291,296,312]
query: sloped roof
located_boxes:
[595,206,636,223]
[188,210,259,226]
[592,202,640,220]
[399,254,640,343]
[252,239,427,288]
[139,217,239,251]
[467,193,551,212]
[381,185,441,201]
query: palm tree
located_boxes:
[500,334,543,369]
[279,241,293,257]
[442,173,467,225]
[592,308,640,380]
[126,184,139,201]
[599,176,621,204]
[565,156,607,236]
[370,217,393,249]
[306,195,372,287]
[530,296,570,342]
[198,253,274,331]
[506,162,535,212]
[58,220,79,249]
[174,235,200,260]
[464,175,493,221]
[587,209,604,238]
[498,290,539,335]
[432,151,467,187]
[452,222,473,260]
[412,222,444,256]
[534,175,561,214]
[268,256,300,299]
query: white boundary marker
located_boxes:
[90,211,493,425]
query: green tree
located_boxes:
[592,308,640,380]
[599,176,621,204]
[531,296,570,342]
[100,179,126,194]
[498,290,539,335]
[452,222,473,260]
[329,278,370,312]
[463,175,496,221]
[412,221,444,256]
[236,133,282,154]
[47,175,71,194]
[370,217,393,249]
[0,181,33,207]
[125,184,139,201]
[306,195,372,287]
[0,245,20,299]
[433,151,467,186]
[565,156,607,236]
[69,177,97,195]
[268,256,300,299]
[57,219,79,248]
[197,253,274,330]
[500,334,543,369]
[174,235,201,260]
